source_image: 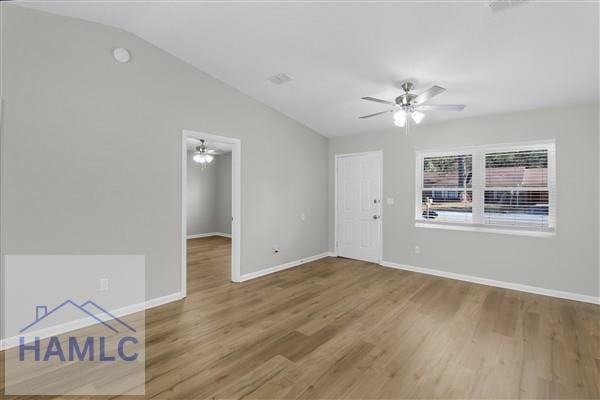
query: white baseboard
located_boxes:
[0,291,185,350]
[187,232,231,239]
[380,260,599,305]
[238,252,332,282]
[187,232,216,239]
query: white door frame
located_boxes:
[181,129,242,294]
[334,150,383,263]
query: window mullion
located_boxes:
[415,153,423,220]
[472,151,485,224]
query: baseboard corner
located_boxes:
[187,232,231,239]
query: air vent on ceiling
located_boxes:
[489,0,528,11]
[268,73,293,85]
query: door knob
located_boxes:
[372,215,380,220]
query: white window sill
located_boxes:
[415,221,556,238]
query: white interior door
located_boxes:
[336,152,382,263]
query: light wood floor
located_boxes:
[3,236,599,399]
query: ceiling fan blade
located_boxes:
[361,96,395,106]
[359,110,394,119]
[415,104,466,111]
[413,85,446,105]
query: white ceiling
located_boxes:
[19,1,599,137]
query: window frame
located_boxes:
[415,140,556,237]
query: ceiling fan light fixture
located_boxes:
[192,139,215,165]
[393,117,406,128]
[193,152,206,163]
[394,109,407,121]
[394,109,407,127]
[411,111,425,124]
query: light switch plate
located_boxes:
[386,198,395,205]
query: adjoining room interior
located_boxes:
[182,130,241,287]
[186,136,233,288]
[0,1,598,399]
[186,138,233,242]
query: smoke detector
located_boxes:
[113,47,131,63]
[267,73,293,85]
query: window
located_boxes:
[416,141,555,235]
[421,154,473,223]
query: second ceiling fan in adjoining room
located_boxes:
[190,138,227,168]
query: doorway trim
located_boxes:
[334,150,383,263]
[181,129,242,294]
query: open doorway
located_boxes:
[181,130,241,296]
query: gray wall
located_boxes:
[186,152,231,236]
[329,104,599,297]
[187,150,217,236]
[1,5,329,300]
[214,154,232,235]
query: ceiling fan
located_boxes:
[359,82,466,132]
[188,138,226,166]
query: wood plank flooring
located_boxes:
[2,235,599,399]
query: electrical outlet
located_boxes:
[387,198,395,205]
[414,245,421,255]
[99,278,109,291]
[300,213,306,221]
[272,246,280,254]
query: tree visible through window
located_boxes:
[422,154,473,222]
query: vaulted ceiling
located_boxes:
[19,1,599,137]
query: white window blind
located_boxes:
[484,149,552,228]
[416,142,556,234]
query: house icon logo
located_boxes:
[19,300,139,363]
[20,300,136,334]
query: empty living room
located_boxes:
[0,1,598,399]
